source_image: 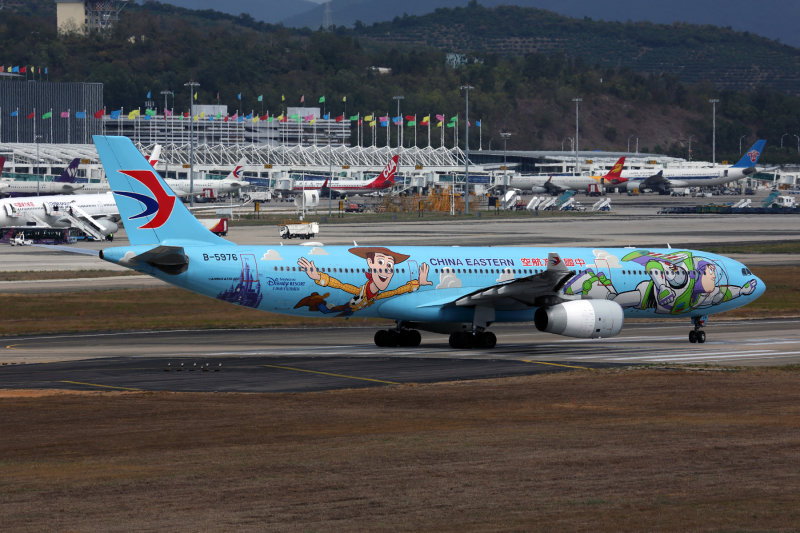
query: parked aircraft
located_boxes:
[510,157,626,194]
[292,155,399,198]
[0,158,82,196]
[91,135,764,347]
[0,157,7,194]
[0,192,119,240]
[618,140,767,193]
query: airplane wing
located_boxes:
[639,171,670,191]
[450,252,575,311]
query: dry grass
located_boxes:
[1,368,799,531]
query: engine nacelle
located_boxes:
[94,218,119,235]
[534,299,624,339]
[624,181,640,194]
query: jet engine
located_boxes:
[534,300,624,339]
[94,218,119,235]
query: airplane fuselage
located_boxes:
[101,244,762,327]
[0,193,118,228]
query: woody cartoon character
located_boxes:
[294,246,431,316]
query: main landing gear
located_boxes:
[689,316,706,344]
[374,328,421,347]
[448,331,497,349]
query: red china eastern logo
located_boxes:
[114,170,176,229]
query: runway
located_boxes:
[3,318,798,392]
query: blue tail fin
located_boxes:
[54,158,80,183]
[733,140,766,168]
[93,135,227,246]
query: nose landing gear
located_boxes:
[689,316,706,343]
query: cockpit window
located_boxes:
[741,268,752,275]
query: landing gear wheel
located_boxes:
[476,331,497,348]
[374,329,390,347]
[697,330,706,343]
[449,332,474,349]
[399,329,421,347]
[689,330,698,343]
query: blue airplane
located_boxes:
[93,136,765,348]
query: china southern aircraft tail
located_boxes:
[732,140,766,169]
[93,135,226,247]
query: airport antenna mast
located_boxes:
[86,1,129,33]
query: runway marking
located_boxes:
[262,364,400,385]
[520,360,591,370]
[59,380,142,391]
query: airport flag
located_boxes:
[164,109,173,117]
[392,116,401,125]
[405,115,414,121]
[260,113,268,121]
[335,114,344,122]
[20,66,26,73]
[44,67,47,75]
[194,91,198,101]
[246,112,253,120]
[26,111,34,119]
[10,109,18,117]
[194,115,199,122]
[420,115,430,125]
[42,110,52,119]
[281,94,285,102]
[237,115,244,122]
[94,109,105,119]
[449,116,457,123]
[437,121,442,127]
[323,113,330,120]
[447,121,455,128]
[476,120,481,127]
[128,109,139,120]
[76,111,86,119]
[350,114,358,121]
[436,114,444,121]
[380,120,388,127]
[379,115,389,122]
[145,109,156,117]
[12,66,19,73]
[364,115,373,121]
[300,95,305,103]
[310,118,316,125]
[60,111,70,118]
[277,113,284,121]
[231,112,238,121]
[303,114,314,121]
[144,114,151,121]
[318,95,325,103]
[146,91,151,99]
[369,120,376,127]
[0,66,3,72]
[258,95,263,102]
[408,119,416,126]
[342,96,346,102]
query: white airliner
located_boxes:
[608,140,766,193]
[0,192,120,240]
[291,155,399,198]
[509,157,625,194]
[0,158,83,196]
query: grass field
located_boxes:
[2,368,799,531]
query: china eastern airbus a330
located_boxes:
[92,136,764,348]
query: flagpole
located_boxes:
[49,108,53,143]
[67,109,71,145]
[16,108,19,143]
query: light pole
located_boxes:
[739,134,748,154]
[35,134,42,196]
[795,134,800,154]
[572,97,582,176]
[709,98,719,164]
[392,95,404,149]
[501,131,512,207]
[184,81,200,206]
[684,135,695,161]
[627,134,635,153]
[461,85,474,215]
[561,136,573,152]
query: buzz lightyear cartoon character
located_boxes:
[562,250,757,315]
[294,246,432,316]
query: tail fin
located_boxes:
[93,135,227,247]
[54,158,81,183]
[370,155,399,188]
[604,156,625,179]
[225,158,247,181]
[146,145,162,167]
[733,140,766,167]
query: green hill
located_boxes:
[2,0,800,163]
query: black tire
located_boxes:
[689,330,697,343]
[697,331,706,343]
[400,329,421,347]
[374,329,389,347]
[477,331,497,349]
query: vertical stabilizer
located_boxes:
[93,135,228,246]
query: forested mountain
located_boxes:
[3,0,800,163]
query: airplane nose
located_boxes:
[753,275,766,299]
